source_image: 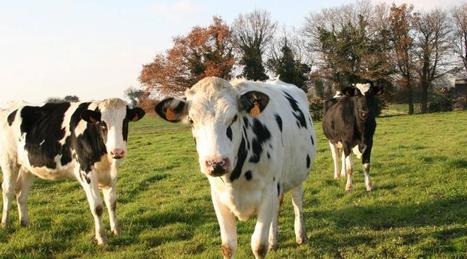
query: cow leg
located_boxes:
[251,186,276,259]
[76,171,107,245]
[103,186,120,235]
[16,168,33,226]
[268,192,283,251]
[344,154,353,192]
[291,184,308,245]
[340,149,346,177]
[211,190,237,259]
[1,162,18,227]
[329,142,340,179]
[362,140,374,191]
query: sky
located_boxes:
[0,0,461,106]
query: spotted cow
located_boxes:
[0,99,144,244]
[322,83,383,191]
[155,77,316,259]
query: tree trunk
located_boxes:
[406,75,414,115]
[420,81,428,113]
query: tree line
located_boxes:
[138,1,467,115]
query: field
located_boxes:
[0,111,466,258]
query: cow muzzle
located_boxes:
[205,158,230,177]
[110,148,125,159]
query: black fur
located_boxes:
[244,170,252,181]
[283,92,307,128]
[306,154,311,168]
[274,114,282,132]
[230,136,248,182]
[226,126,232,141]
[249,119,271,163]
[7,110,17,126]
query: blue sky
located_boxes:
[0,0,460,105]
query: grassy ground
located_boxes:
[0,111,466,258]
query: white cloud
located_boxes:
[151,0,201,21]
[377,0,461,10]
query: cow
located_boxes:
[322,83,383,192]
[0,98,145,245]
[155,77,316,259]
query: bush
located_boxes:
[309,97,324,121]
[452,96,466,111]
[428,91,453,112]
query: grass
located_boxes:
[1,111,466,258]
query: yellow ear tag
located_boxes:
[249,101,261,117]
[165,108,178,121]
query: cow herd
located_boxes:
[0,77,382,258]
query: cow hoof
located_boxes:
[334,175,339,179]
[345,185,352,192]
[268,243,279,251]
[20,219,30,227]
[112,226,121,236]
[92,236,108,246]
[253,244,267,259]
[296,234,308,245]
[366,185,373,192]
[0,222,7,229]
[221,244,233,259]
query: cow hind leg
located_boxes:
[103,186,120,235]
[1,162,18,227]
[329,142,340,179]
[76,171,107,245]
[291,184,308,245]
[16,168,33,226]
[340,149,346,177]
[344,155,353,192]
[363,163,373,191]
[268,192,283,251]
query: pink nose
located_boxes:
[205,158,230,176]
[110,149,125,159]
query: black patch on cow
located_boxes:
[226,126,232,141]
[230,137,248,182]
[310,135,314,145]
[274,114,282,132]
[273,177,275,181]
[231,115,238,124]
[283,92,307,128]
[20,103,71,169]
[7,110,17,126]
[193,138,197,145]
[242,126,250,150]
[244,170,252,181]
[306,154,311,168]
[95,204,103,217]
[243,117,249,128]
[249,119,271,163]
[122,117,129,141]
[267,152,270,159]
[277,183,281,196]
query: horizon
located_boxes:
[0,0,461,106]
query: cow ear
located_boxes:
[81,110,101,124]
[239,91,270,117]
[126,107,145,122]
[342,87,359,97]
[155,98,188,123]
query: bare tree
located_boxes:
[452,2,467,73]
[413,9,452,113]
[231,9,277,80]
[125,87,145,106]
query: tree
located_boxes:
[452,2,467,73]
[413,9,452,113]
[124,87,145,106]
[64,95,80,102]
[140,17,235,95]
[267,38,310,92]
[232,9,277,81]
[389,4,416,114]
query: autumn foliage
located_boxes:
[139,17,234,95]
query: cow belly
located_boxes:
[28,165,75,180]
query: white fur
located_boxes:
[181,77,316,258]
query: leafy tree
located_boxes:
[125,87,145,106]
[232,10,277,81]
[140,17,235,95]
[64,95,80,102]
[267,39,310,92]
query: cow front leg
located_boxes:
[1,162,18,228]
[363,163,373,191]
[344,155,353,191]
[16,168,34,226]
[340,149,346,177]
[291,184,308,245]
[211,190,237,259]
[103,186,120,235]
[251,187,275,259]
[268,192,283,251]
[76,171,107,245]
[329,142,340,179]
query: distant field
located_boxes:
[0,111,466,258]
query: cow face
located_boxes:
[81,99,145,160]
[342,83,383,121]
[155,77,269,177]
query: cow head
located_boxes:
[81,98,145,160]
[155,77,269,177]
[342,83,383,120]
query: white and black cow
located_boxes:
[0,98,144,244]
[322,83,383,191]
[155,77,316,259]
